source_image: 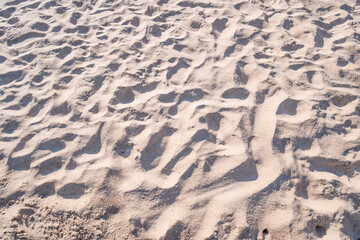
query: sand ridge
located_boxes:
[0,0,359,239]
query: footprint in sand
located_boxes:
[221,88,249,100]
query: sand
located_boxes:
[0,0,359,239]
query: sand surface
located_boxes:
[0,0,360,239]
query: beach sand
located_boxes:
[0,0,359,239]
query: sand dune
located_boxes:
[0,0,359,239]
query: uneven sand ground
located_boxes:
[0,0,359,239]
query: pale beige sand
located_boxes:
[0,0,360,239]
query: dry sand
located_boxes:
[0,0,360,239]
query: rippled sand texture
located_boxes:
[0,0,360,239]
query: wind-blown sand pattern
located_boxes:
[0,0,359,239]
